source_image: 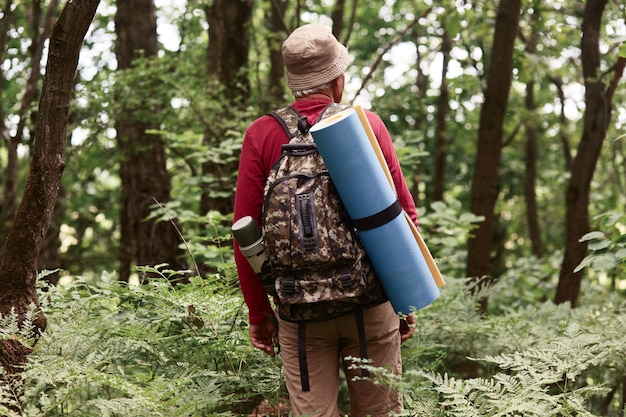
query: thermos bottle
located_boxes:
[231,216,275,295]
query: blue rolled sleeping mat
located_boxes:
[309,105,444,314]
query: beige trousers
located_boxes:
[277,301,403,417]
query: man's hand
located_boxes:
[249,319,278,357]
[399,313,416,344]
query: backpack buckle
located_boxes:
[297,116,312,133]
[339,274,354,289]
[284,277,296,295]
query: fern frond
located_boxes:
[481,322,614,387]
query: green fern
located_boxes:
[396,270,626,416]
[3,261,626,416]
[0,304,40,347]
[12,272,283,416]
[480,323,613,387]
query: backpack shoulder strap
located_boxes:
[318,102,349,120]
[267,106,303,140]
[268,103,350,141]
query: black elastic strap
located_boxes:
[298,322,311,391]
[281,143,317,152]
[351,199,403,231]
[355,308,370,378]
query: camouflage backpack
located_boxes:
[262,103,387,322]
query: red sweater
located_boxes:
[233,99,418,324]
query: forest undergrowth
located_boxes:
[0,266,624,416]
[1,204,625,416]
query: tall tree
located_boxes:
[200,0,253,217]
[523,3,544,259]
[115,0,187,282]
[433,29,451,203]
[554,0,625,306]
[466,0,522,311]
[0,0,99,406]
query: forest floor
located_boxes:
[246,399,290,416]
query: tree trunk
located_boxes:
[523,8,543,259]
[200,0,253,217]
[331,0,346,40]
[115,0,187,282]
[0,0,99,407]
[204,0,252,106]
[264,0,288,110]
[554,0,622,306]
[37,188,65,285]
[433,30,451,203]
[524,80,543,259]
[410,39,429,208]
[549,77,574,172]
[0,138,18,241]
[466,0,521,312]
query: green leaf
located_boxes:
[587,239,611,251]
[579,231,605,242]
[590,253,618,271]
[574,255,593,273]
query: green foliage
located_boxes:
[145,204,235,277]
[1,235,625,416]
[0,305,40,348]
[2,1,626,415]
[576,212,626,278]
[2,272,283,416]
[418,199,485,276]
[4,0,623,281]
[398,277,626,416]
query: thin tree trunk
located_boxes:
[0,0,99,409]
[524,80,543,258]
[523,8,543,259]
[554,0,619,306]
[411,40,428,208]
[433,30,451,203]
[549,77,574,171]
[331,0,346,40]
[466,0,521,314]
